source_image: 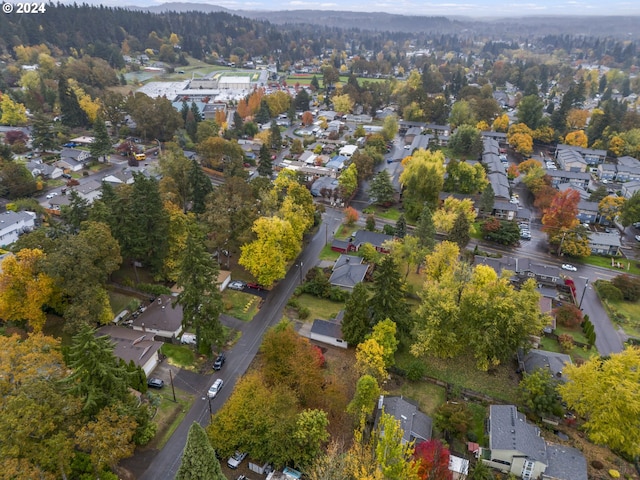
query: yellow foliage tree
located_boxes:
[492,113,509,132]
[0,95,28,126]
[0,249,54,332]
[533,125,555,143]
[598,195,625,222]
[476,120,490,131]
[608,135,625,157]
[433,196,477,234]
[566,108,589,129]
[332,94,354,114]
[355,338,387,382]
[564,130,588,148]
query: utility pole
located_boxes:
[579,277,590,310]
[169,369,177,403]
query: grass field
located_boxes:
[161,343,195,369]
[602,297,640,337]
[580,255,640,275]
[108,291,140,316]
[296,293,344,320]
[148,391,194,450]
[319,244,341,261]
[538,336,596,362]
[386,378,446,417]
[222,290,260,322]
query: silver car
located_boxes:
[207,378,224,399]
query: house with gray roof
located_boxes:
[96,325,162,376]
[309,317,347,348]
[555,144,606,165]
[474,255,518,277]
[546,170,591,191]
[556,149,587,172]
[375,396,432,445]
[482,405,586,480]
[73,180,102,204]
[576,199,599,224]
[131,294,183,339]
[352,230,394,252]
[26,159,63,179]
[517,348,572,382]
[517,258,562,285]
[589,231,621,256]
[493,200,517,220]
[622,181,640,199]
[329,255,368,291]
[410,133,433,151]
[0,210,36,247]
[597,162,617,181]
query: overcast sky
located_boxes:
[88,0,640,17]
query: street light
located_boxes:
[578,277,590,310]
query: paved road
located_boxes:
[138,208,344,480]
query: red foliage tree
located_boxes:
[542,188,580,237]
[4,130,29,145]
[343,206,359,226]
[553,304,583,328]
[414,439,452,480]
[481,217,500,233]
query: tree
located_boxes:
[449,100,476,129]
[414,440,452,480]
[294,89,311,112]
[433,196,477,234]
[60,190,90,233]
[90,116,112,162]
[342,283,371,345]
[189,159,213,215]
[434,402,472,442]
[415,205,436,251]
[542,189,580,248]
[310,75,320,90]
[258,143,273,177]
[370,254,410,334]
[518,370,562,417]
[558,347,640,458]
[564,130,588,148]
[347,375,380,421]
[291,409,330,468]
[444,159,488,194]
[0,162,38,199]
[75,405,137,472]
[352,151,375,182]
[176,422,225,480]
[611,274,640,302]
[0,95,28,126]
[395,214,407,238]
[0,249,54,333]
[58,75,88,127]
[269,120,282,150]
[381,115,399,142]
[553,304,583,327]
[176,222,224,354]
[470,460,495,480]
[517,94,544,130]
[368,170,395,206]
[448,125,483,158]
[598,195,625,223]
[400,149,446,220]
[492,113,509,132]
[375,412,420,480]
[479,183,495,214]
[338,163,358,200]
[332,94,354,114]
[344,206,359,226]
[369,319,398,368]
[64,324,132,416]
[449,211,471,248]
[30,114,58,152]
[620,191,640,226]
[356,338,388,382]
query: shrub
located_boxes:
[382,224,395,235]
[298,306,310,319]
[553,304,583,328]
[591,460,604,470]
[137,283,171,295]
[405,360,427,382]
[611,274,640,301]
[558,333,574,352]
[467,431,478,442]
[596,281,623,301]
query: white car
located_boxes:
[403,144,411,150]
[635,235,640,242]
[227,451,247,469]
[561,264,577,272]
[207,378,224,399]
[46,192,58,199]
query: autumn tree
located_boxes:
[332,94,354,114]
[542,188,580,250]
[492,113,509,132]
[433,196,477,234]
[558,347,640,458]
[0,94,28,126]
[598,195,625,223]
[414,439,452,480]
[400,149,446,220]
[356,338,388,382]
[444,159,488,194]
[347,375,381,422]
[176,222,224,354]
[564,130,588,148]
[434,402,473,442]
[507,123,534,156]
[375,412,420,480]
[0,248,54,332]
[176,422,225,480]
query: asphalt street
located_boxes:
[138,208,344,480]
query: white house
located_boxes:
[339,144,358,158]
[0,211,36,247]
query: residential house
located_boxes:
[325,154,347,172]
[481,131,508,143]
[517,258,562,286]
[622,181,640,199]
[410,133,433,152]
[46,194,71,212]
[0,210,36,247]
[60,147,91,164]
[576,199,599,224]
[26,159,63,179]
[589,232,621,256]
[474,255,519,278]
[56,157,85,172]
[96,325,162,376]
[329,255,368,290]
[131,294,183,340]
[339,144,358,158]
[73,180,102,204]
[517,349,572,382]
[374,395,433,445]
[102,169,135,185]
[404,126,423,144]
[493,200,517,220]
[556,149,587,172]
[557,183,589,200]
[310,176,339,197]
[481,405,586,480]
[299,151,318,165]
[351,230,393,252]
[555,144,606,166]
[310,314,347,349]
[615,156,640,182]
[597,162,617,181]
[546,170,591,191]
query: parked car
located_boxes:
[147,378,164,389]
[246,282,266,291]
[213,352,226,370]
[46,192,58,199]
[228,280,246,291]
[207,378,224,399]
[61,173,72,179]
[562,264,577,272]
[635,235,640,242]
[227,451,247,469]
[180,333,197,345]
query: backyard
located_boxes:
[222,290,260,322]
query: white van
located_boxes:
[180,333,196,345]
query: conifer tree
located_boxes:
[415,205,436,251]
[342,283,371,345]
[189,159,213,214]
[258,143,273,177]
[176,422,225,480]
[90,115,113,162]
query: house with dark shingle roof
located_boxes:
[96,325,162,376]
[374,396,432,445]
[309,316,347,348]
[517,348,572,382]
[329,255,368,291]
[481,405,587,480]
[131,294,183,339]
[589,232,622,256]
[352,230,394,252]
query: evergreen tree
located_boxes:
[31,113,58,152]
[415,205,436,251]
[294,88,311,111]
[395,214,407,238]
[258,143,273,177]
[269,120,282,151]
[310,75,320,91]
[180,101,190,122]
[449,211,470,248]
[368,170,395,206]
[190,101,202,122]
[176,222,224,354]
[90,115,113,162]
[370,255,410,334]
[366,214,376,231]
[64,324,131,416]
[255,99,271,124]
[188,159,213,215]
[185,110,198,143]
[233,111,244,133]
[58,75,88,127]
[479,183,495,214]
[60,190,90,233]
[341,283,371,345]
[176,422,225,480]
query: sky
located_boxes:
[81,0,640,17]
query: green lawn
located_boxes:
[395,350,520,403]
[148,391,194,450]
[362,206,402,221]
[386,380,446,417]
[580,255,640,275]
[319,244,341,261]
[539,336,596,362]
[160,344,195,368]
[296,293,344,320]
[222,290,260,322]
[468,402,488,446]
[108,291,140,316]
[603,298,640,337]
